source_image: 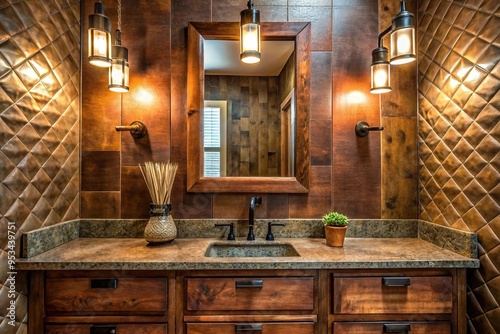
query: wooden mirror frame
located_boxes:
[187,22,311,193]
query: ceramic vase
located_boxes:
[144,204,177,244]
[325,225,347,247]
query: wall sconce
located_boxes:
[370,0,415,94]
[88,0,112,67]
[115,121,147,139]
[240,0,261,64]
[108,1,129,93]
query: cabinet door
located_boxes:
[333,276,453,314]
[333,322,451,334]
[186,323,314,334]
[45,277,167,313]
[186,277,314,311]
[45,324,167,334]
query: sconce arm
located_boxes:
[115,121,147,138]
[355,121,384,137]
[378,25,392,48]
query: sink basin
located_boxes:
[205,241,300,258]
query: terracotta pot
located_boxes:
[325,225,347,247]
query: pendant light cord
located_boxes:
[115,0,122,46]
[117,0,121,31]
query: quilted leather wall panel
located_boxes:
[418,0,499,333]
[0,0,80,332]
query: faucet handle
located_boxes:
[266,222,286,241]
[215,223,235,240]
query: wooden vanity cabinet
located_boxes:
[29,268,466,334]
[329,269,467,334]
[179,270,319,334]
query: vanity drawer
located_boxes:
[333,321,451,334]
[333,276,453,314]
[45,324,167,334]
[186,322,314,334]
[45,277,167,313]
[186,277,314,311]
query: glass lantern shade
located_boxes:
[240,23,261,64]
[88,2,112,67]
[370,47,391,94]
[371,63,391,94]
[109,45,129,93]
[390,26,415,64]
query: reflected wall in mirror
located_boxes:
[204,39,295,177]
[187,22,311,193]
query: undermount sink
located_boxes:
[205,241,301,258]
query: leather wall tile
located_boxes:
[310,52,332,120]
[310,118,331,166]
[289,166,332,218]
[213,194,250,219]
[418,0,500,332]
[0,0,80,331]
[120,166,151,219]
[81,151,121,191]
[81,192,120,219]
[381,117,418,219]
[289,6,332,51]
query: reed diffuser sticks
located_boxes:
[139,161,178,205]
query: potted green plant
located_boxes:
[322,212,349,247]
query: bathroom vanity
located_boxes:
[18,221,478,334]
[35,267,460,334]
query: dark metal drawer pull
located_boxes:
[90,278,118,289]
[235,280,263,288]
[382,277,410,286]
[384,323,411,333]
[235,324,263,332]
[90,325,116,334]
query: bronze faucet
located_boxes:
[247,197,262,240]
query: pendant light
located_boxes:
[109,0,129,93]
[88,0,112,67]
[240,0,261,64]
[369,0,415,94]
[389,0,416,64]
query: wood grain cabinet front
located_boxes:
[45,277,168,313]
[333,322,451,334]
[182,271,318,334]
[333,276,453,314]
[186,322,315,334]
[185,276,314,311]
[45,324,167,334]
[329,270,466,334]
[31,271,172,334]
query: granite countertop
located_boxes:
[16,236,479,271]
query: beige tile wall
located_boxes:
[417,0,499,332]
[0,0,80,332]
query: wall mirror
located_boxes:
[187,22,311,193]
